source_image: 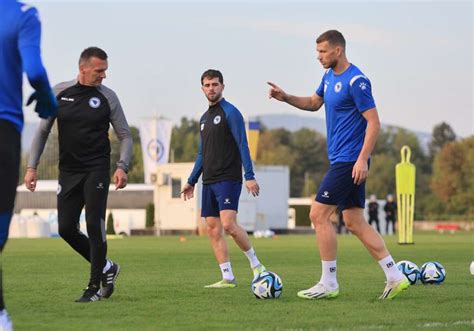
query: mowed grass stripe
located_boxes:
[3,232,473,330]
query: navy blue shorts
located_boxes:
[201,181,242,217]
[315,161,366,210]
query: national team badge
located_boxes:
[213,115,221,125]
[334,82,342,93]
[89,97,101,108]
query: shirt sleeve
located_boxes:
[18,6,51,93]
[27,117,56,168]
[103,87,133,171]
[315,72,327,97]
[225,107,255,181]
[187,141,203,185]
[350,76,376,113]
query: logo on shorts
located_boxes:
[89,97,101,108]
[96,182,104,189]
[322,191,330,198]
[57,184,62,195]
[213,115,221,125]
[334,82,342,93]
[224,198,231,204]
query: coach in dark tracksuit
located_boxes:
[24,47,132,302]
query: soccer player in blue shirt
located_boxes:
[268,30,409,300]
[0,1,57,328]
[181,70,266,288]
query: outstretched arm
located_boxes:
[267,81,324,111]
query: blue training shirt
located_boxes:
[188,98,255,185]
[0,0,51,132]
[316,64,376,164]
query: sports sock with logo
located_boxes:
[320,260,338,290]
[378,255,404,282]
[219,262,235,281]
[244,248,261,268]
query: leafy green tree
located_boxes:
[170,117,200,162]
[428,122,456,159]
[290,128,328,197]
[257,128,295,166]
[146,203,155,228]
[431,136,474,218]
[106,212,116,235]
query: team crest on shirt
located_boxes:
[334,82,342,93]
[213,115,221,125]
[89,97,101,109]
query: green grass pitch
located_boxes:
[3,232,473,330]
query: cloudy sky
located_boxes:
[25,0,473,137]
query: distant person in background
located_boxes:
[268,30,409,300]
[368,194,380,233]
[24,47,132,302]
[336,208,346,234]
[0,1,58,328]
[384,194,397,235]
[181,69,266,289]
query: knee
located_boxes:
[344,218,363,234]
[222,221,237,235]
[58,223,75,240]
[207,224,222,239]
[309,210,329,228]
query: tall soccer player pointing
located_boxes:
[268,30,410,300]
[182,70,266,288]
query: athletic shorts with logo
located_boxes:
[316,161,367,210]
[201,181,242,217]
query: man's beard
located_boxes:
[327,59,338,69]
[207,92,222,103]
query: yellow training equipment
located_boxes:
[396,146,416,244]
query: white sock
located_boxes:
[244,248,261,268]
[219,262,235,281]
[378,255,404,282]
[102,259,112,273]
[319,260,338,289]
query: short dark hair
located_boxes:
[201,69,224,85]
[79,47,108,65]
[316,30,346,49]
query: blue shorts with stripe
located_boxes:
[315,161,366,210]
[201,181,242,217]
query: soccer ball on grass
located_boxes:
[251,271,282,299]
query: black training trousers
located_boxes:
[57,169,110,287]
[0,120,21,311]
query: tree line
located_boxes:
[24,119,472,220]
